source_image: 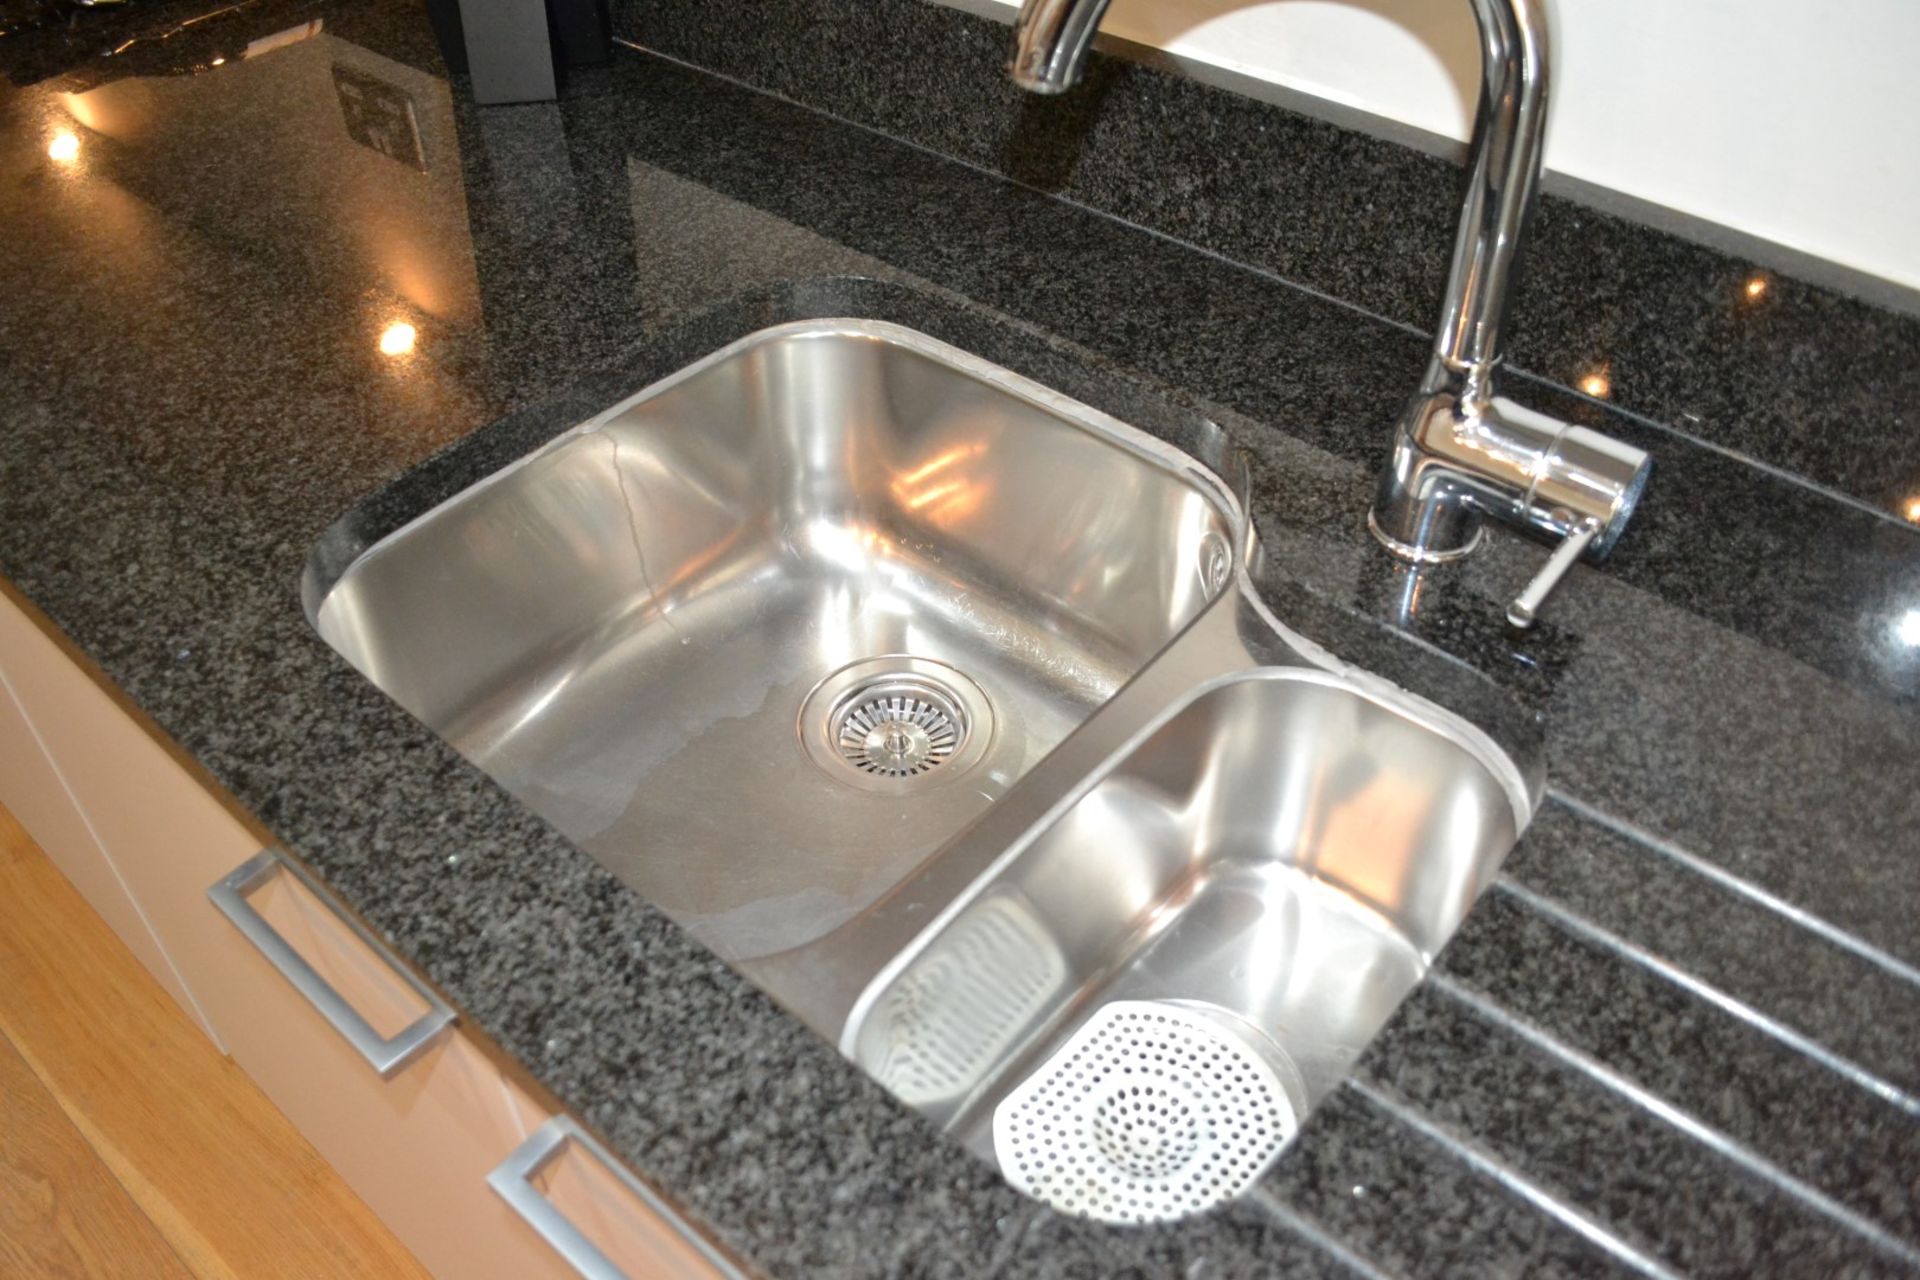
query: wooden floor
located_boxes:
[0,802,432,1280]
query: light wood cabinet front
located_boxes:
[0,586,733,1280]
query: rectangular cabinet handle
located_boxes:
[208,849,454,1077]
[489,1116,741,1280]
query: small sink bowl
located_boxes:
[311,320,1237,967]
[844,669,1521,1166]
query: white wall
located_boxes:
[972,0,1920,290]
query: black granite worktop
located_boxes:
[2,2,1916,1276]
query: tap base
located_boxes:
[1366,508,1485,564]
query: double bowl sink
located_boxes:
[306,319,1536,1224]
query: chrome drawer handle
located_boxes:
[489,1117,740,1280]
[208,849,454,1077]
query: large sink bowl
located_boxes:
[312,320,1238,968]
[309,317,1536,1227]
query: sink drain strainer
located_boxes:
[993,1000,1300,1224]
[799,656,994,792]
[833,678,964,777]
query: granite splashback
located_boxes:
[614,0,1920,520]
[1,1,1917,1275]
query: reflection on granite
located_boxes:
[1,0,324,88]
[615,0,1920,519]
[1,4,1918,1276]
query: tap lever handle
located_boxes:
[1507,518,1600,629]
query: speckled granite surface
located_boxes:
[616,0,1920,521]
[1,2,1917,1276]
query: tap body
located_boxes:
[1009,0,1650,621]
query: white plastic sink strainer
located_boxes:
[860,895,1067,1108]
[992,1000,1302,1224]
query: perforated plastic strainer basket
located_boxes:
[992,999,1301,1223]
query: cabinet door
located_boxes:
[204,860,737,1280]
[492,1090,744,1280]
[0,632,566,1275]
[194,868,582,1280]
[0,593,206,1032]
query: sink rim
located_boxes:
[298,311,1538,1014]
[288,302,1553,1231]
[299,312,1542,1218]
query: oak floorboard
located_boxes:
[0,1032,194,1280]
[0,802,432,1280]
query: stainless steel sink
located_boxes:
[308,318,1537,1224]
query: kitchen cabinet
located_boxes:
[0,585,732,1280]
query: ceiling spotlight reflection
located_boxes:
[1579,371,1610,399]
[378,321,417,357]
[48,130,80,163]
[1904,496,1920,524]
[1744,276,1768,301]
[1897,609,1920,649]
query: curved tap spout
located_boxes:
[1011,0,1548,389]
[1436,0,1548,379]
[1010,0,1117,92]
[1006,0,1649,625]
